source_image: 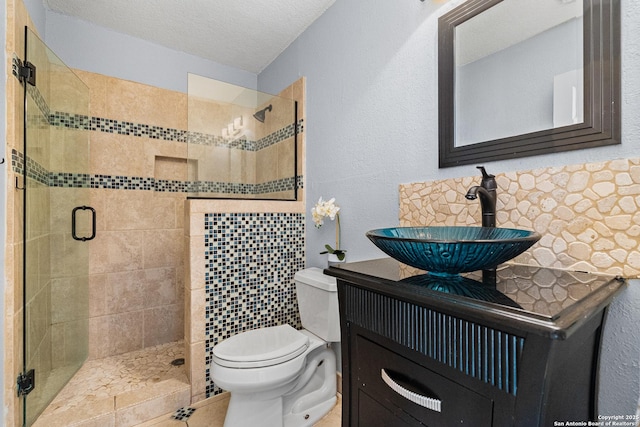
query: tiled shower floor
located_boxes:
[33,340,343,427]
[34,341,189,426]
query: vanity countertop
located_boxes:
[325,258,626,339]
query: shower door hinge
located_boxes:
[17,369,35,396]
[15,58,36,86]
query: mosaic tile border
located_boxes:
[50,112,302,152]
[203,212,305,397]
[12,149,302,194]
[21,74,302,152]
[51,112,190,142]
[17,74,303,196]
[21,63,300,151]
[171,407,196,421]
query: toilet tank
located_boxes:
[294,268,340,342]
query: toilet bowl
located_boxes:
[210,268,339,427]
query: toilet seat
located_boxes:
[212,324,309,368]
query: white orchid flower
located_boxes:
[311,197,341,227]
[312,197,344,256]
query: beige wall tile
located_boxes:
[143,229,183,269]
[143,304,183,347]
[184,286,192,345]
[49,64,91,117]
[187,199,304,214]
[228,148,249,184]
[277,138,296,180]
[188,213,205,237]
[105,270,146,314]
[187,288,206,344]
[256,144,278,184]
[108,311,144,355]
[50,187,91,236]
[143,267,178,308]
[51,276,89,323]
[90,189,107,232]
[187,96,233,136]
[190,145,231,182]
[74,70,108,119]
[88,316,109,359]
[175,200,185,230]
[105,77,187,130]
[89,274,108,317]
[188,235,205,290]
[189,341,207,399]
[50,127,91,175]
[90,132,147,177]
[103,190,176,231]
[89,230,145,274]
[175,265,184,303]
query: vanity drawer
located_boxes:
[354,334,494,426]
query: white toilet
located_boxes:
[210,267,340,427]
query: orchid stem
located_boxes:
[336,213,341,250]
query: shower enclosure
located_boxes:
[19,28,91,426]
[187,74,298,200]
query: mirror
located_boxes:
[438,0,620,168]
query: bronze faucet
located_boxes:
[465,166,497,228]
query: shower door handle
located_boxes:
[72,206,96,241]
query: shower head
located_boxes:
[253,104,272,123]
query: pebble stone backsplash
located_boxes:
[399,158,640,278]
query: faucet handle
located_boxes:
[476,166,497,190]
[476,165,494,179]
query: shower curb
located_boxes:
[32,378,190,427]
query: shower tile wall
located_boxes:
[29,70,304,361]
[203,212,305,396]
[76,70,188,359]
[186,84,301,199]
[3,0,307,418]
[184,78,306,403]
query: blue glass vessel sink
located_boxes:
[366,226,540,276]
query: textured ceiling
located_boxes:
[43,0,336,73]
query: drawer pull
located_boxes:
[381,369,442,413]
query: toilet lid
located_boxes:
[212,325,309,368]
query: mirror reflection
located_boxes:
[454,0,583,147]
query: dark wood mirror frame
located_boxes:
[438,0,620,168]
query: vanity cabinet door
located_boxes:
[354,334,494,426]
[358,391,426,426]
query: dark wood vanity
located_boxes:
[326,258,626,426]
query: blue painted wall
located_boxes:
[23,0,257,93]
[259,0,640,416]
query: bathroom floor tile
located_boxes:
[314,394,342,427]
[141,393,342,427]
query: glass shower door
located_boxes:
[22,28,91,426]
